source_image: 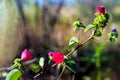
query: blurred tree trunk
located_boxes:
[16,0,31,53]
[42,0,64,45]
[0,1,19,66]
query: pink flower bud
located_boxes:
[48,51,64,64]
[21,49,32,61]
[48,52,54,57]
[97,6,105,15]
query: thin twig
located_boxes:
[34,63,57,78]
[72,74,75,80]
[66,30,95,56]
[57,66,66,80]
[0,58,37,72]
[34,30,95,78]
[0,67,12,71]
[33,71,44,78]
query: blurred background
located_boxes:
[0,0,120,80]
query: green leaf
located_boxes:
[84,24,95,32]
[64,59,77,73]
[12,58,25,71]
[109,37,116,43]
[19,65,25,71]
[68,37,78,51]
[6,69,22,80]
[30,64,41,73]
[73,21,83,28]
[39,57,44,68]
[110,32,118,38]
[72,50,78,57]
[73,21,85,31]
[94,28,102,37]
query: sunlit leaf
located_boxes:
[68,37,78,51]
[84,24,95,32]
[73,21,85,31]
[39,57,44,68]
[6,69,21,80]
[73,21,83,28]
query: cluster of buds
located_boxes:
[109,28,118,43]
[93,6,109,28]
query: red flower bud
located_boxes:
[48,51,64,64]
[21,49,32,61]
[97,6,105,15]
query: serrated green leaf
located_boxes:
[68,37,78,51]
[64,59,77,73]
[39,57,44,67]
[84,24,95,32]
[30,64,41,73]
[6,69,21,80]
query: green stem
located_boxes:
[97,70,101,80]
